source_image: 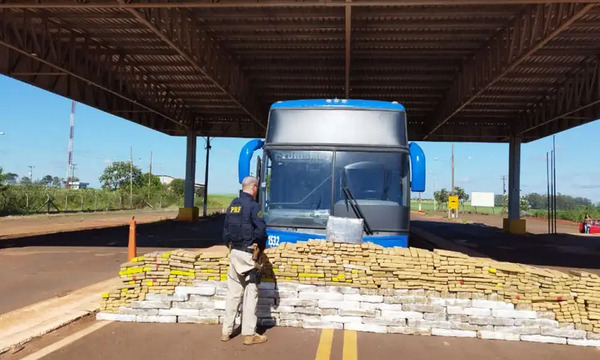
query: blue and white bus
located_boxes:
[238,99,425,248]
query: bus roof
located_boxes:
[270,99,405,111]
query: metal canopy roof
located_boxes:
[1,1,600,142]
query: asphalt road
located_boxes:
[2,315,598,360]
[411,213,600,272]
[0,216,226,315]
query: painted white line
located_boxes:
[19,321,112,360]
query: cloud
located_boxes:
[103,158,112,165]
[577,184,600,189]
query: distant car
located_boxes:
[579,219,600,234]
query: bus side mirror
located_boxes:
[409,142,426,192]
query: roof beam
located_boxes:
[423,2,596,140]
[117,1,266,130]
[516,56,600,137]
[0,9,189,131]
[345,0,351,98]
[3,1,600,9]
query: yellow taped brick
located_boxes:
[101,293,109,298]
[299,273,325,278]
[489,268,497,274]
[170,270,195,276]
[146,281,154,286]
[161,251,172,259]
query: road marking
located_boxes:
[343,330,358,360]
[19,321,112,360]
[315,328,334,360]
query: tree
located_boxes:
[520,197,530,211]
[20,176,32,186]
[169,178,185,197]
[453,186,469,204]
[0,167,8,185]
[99,161,142,190]
[141,173,162,188]
[52,176,63,188]
[40,175,53,187]
[433,188,449,206]
[494,194,505,207]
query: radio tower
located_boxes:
[66,100,76,189]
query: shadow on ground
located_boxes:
[411,220,600,271]
[0,215,226,250]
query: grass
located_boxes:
[195,194,237,211]
[410,199,505,215]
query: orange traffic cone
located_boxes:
[128,216,137,261]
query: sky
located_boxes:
[0,74,599,202]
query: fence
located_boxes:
[0,188,181,216]
[411,200,505,215]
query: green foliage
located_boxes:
[0,167,8,185]
[169,178,185,197]
[433,188,449,206]
[453,186,469,203]
[99,161,142,190]
[52,176,63,188]
[20,177,32,186]
[40,175,53,187]
[520,197,530,211]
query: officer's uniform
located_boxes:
[222,190,267,338]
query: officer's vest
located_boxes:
[226,197,254,248]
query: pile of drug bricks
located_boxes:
[100,240,600,334]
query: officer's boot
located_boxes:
[243,334,267,345]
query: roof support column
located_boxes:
[177,129,198,221]
[504,135,526,234]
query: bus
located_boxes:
[237,99,425,248]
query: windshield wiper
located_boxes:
[342,186,373,235]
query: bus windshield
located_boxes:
[262,149,409,229]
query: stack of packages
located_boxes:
[384,247,439,291]
[142,251,173,294]
[194,251,229,282]
[100,256,146,312]
[99,241,600,333]
[570,271,600,332]
[169,249,200,286]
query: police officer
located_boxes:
[221,176,267,345]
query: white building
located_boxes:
[70,181,89,190]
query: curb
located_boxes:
[0,277,119,353]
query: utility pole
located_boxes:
[500,175,507,215]
[203,137,211,217]
[433,173,437,211]
[448,143,455,219]
[451,143,455,195]
[148,150,152,198]
[130,146,133,209]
